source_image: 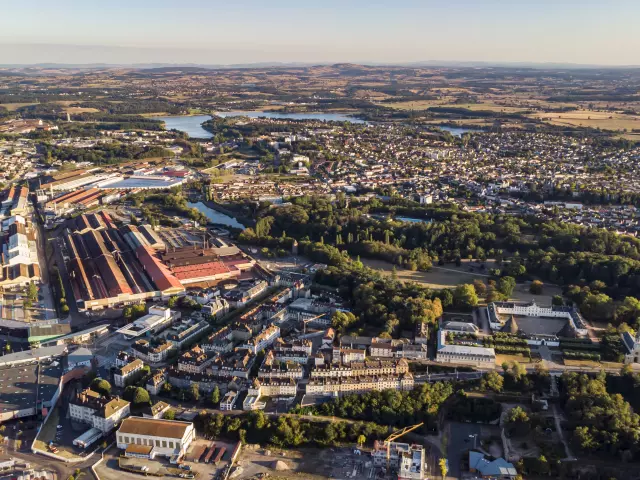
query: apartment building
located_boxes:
[311,359,409,379]
[114,358,145,388]
[258,350,304,380]
[240,325,280,354]
[305,374,414,397]
[131,339,174,364]
[69,388,131,433]
[177,345,214,374]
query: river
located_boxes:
[151,115,214,139]
[215,110,366,123]
[187,202,245,229]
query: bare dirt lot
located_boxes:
[236,445,374,480]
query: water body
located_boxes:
[188,202,245,229]
[438,126,482,137]
[152,115,213,139]
[396,216,433,224]
[215,110,366,124]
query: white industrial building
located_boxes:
[117,417,196,460]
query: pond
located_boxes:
[188,202,245,229]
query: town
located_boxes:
[0,60,638,480]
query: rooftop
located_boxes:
[118,417,193,439]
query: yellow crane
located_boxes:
[384,422,424,471]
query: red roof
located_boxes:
[172,261,230,276]
[136,245,183,292]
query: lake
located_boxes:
[152,115,213,139]
[215,110,366,124]
[438,126,482,137]
[188,202,245,229]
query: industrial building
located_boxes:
[116,417,196,460]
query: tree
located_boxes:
[168,296,178,308]
[506,406,530,436]
[439,458,448,480]
[124,386,150,406]
[331,311,357,333]
[498,276,516,297]
[529,280,543,295]
[91,378,111,397]
[552,295,564,306]
[453,284,478,310]
[357,434,366,448]
[163,409,176,420]
[473,279,487,297]
[211,386,221,406]
[480,371,504,393]
[190,383,200,402]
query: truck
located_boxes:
[73,427,103,449]
[213,446,226,465]
[203,443,217,463]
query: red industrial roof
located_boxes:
[136,245,183,293]
[172,261,230,276]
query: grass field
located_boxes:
[361,258,490,289]
[378,100,526,113]
[360,258,562,303]
[529,109,640,132]
[496,354,538,365]
[0,102,39,111]
[64,106,100,114]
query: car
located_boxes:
[56,425,63,430]
[179,474,194,479]
[179,464,192,470]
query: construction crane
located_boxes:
[384,422,424,471]
[300,313,329,334]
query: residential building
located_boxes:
[114,358,145,387]
[69,388,131,433]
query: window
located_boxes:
[162,441,167,448]
[156,440,161,447]
[118,436,123,444]
[124,436,130,443]
[136,438,141,445]
[169,442,174,448]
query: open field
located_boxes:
[378,100,527,113]
[360,258,562,304]
[64,106,100,114]
[496,354,538,365]
[0,102,39,111]
[529,109,640,131]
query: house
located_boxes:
[468,451,517,479]
[66,347,94,371]
[117,417,196,460]
[220,391,238,411]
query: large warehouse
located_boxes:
[63,217,257,310]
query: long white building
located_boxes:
[117,417,196,460]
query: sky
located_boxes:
[0,0,639,66]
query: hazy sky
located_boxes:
[1,0,639,65]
